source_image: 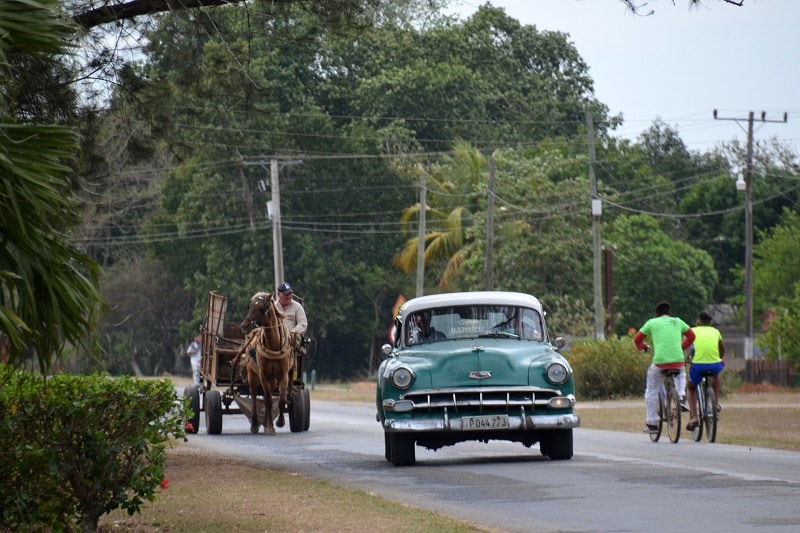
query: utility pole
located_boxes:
[243,157,302,292]
[270,159,284,291]
[587,112,604,340]
[713,109,787,359]
[416,167,427,298]
[485,156,496,291]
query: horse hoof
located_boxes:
[250,425,259,434]
[264,426,276,435]
[276,416,285,428]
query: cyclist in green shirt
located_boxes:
[686,311,725,430]
[633,301,695,432]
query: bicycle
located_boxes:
[649,368,682,443]
[690,369,718,443]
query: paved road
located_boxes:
[185,398,800,532]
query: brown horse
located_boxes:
[235,292,293,435]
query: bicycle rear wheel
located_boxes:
[666,386,681,443]
[704,385,718,443]
[691,387,703,442]
[650,391,663,442]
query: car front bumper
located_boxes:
[381,411,580,432]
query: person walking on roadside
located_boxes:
[186,333,202,386]
[633,301,695,433]
[686,310,725,430]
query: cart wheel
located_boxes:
[302,387,310,431]
[205,389,223,435]
[184,386,200,434]
[288,388,306,433]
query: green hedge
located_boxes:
[0,366,186,532]
[565,336,651,400]
[564,336,742,400]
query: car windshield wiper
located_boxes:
[479,331,519,339]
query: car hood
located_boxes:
[395,339,562,389]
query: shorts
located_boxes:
[689,361,724,386]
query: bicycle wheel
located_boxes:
[691,386,704,442]
[704,385,718,443]
[666,386,681,443]
[650,389,663,442]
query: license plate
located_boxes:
[462,415,509,430]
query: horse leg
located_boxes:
[258,370,276,435]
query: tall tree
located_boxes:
[393,142,484,290]
[606,214,717,334]
[0,0,103,372]
[752,208,800,314]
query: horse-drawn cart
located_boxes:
[183,291,311,435]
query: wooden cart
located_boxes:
[183,291,311,435]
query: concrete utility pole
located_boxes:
[270,159,284,291]
[244,157,302,292]
[587,112,604,341]
[713,109,787,359]
[416,167,427,298]
[485,156,496,291]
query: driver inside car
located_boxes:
[409,311,447,344]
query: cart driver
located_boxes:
[275,281,308,348]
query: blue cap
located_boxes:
[277,282,293,294]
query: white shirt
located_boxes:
[186,340,201,362]
[275,299,308,334]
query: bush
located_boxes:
[565,336,650,400]
[720,368,744,398]
[0,366,185,532]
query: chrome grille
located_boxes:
[401,386,562,413]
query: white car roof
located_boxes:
[399,291,543,316]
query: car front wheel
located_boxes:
[387,433,416,467]
[543,429,573,460]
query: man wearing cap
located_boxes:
[275,282,308,336]
[686,310,725,430]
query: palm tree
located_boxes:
[0,0,103,373]
[393,142,486,289]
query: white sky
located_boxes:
[448,0,800,153]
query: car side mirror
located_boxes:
[553,337,566,350]
[381,343,395,358]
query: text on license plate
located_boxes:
[462,415,510,430]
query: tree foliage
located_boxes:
[606,214,717,333]
[753,209,800,312]
[757,284,800,361]
[8,0,787,379]
[754,209,800,360]
[0,0,103,372]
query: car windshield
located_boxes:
[405,305,544,345]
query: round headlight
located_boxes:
[390,366,414,389]
[546,362,569,385]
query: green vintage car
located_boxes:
[377,291,579,466]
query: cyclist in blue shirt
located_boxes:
[686,311,725,430]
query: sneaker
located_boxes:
[645,423,658,432]
[686,419,699,431]
[680,396,689,412]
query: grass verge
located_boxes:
[100,446,489,532]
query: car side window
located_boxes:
[520,308,543,341]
